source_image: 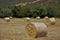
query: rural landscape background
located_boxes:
[0,0,60,40]
[0,0,60,18]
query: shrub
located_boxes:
[46,6,55,18]
[0,8,12,18]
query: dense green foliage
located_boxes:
[0,5,60,18]
[0,8,13,18]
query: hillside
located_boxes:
[0,0,60,7]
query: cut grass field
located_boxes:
[0,18,60,40]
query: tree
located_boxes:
[46,7,54,18]
[0,8,12,18]
[12,6,22,17]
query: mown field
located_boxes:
[0,18,60,40]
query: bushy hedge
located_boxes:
[0,5,60,18]
[0,8,13,18]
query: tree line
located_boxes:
[0,5,60,18]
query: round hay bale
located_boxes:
[36,16,40,19]
[44,16,48,19]
[9,16,12,19]
[25,17,30,21]
[49,18,55,25]
[25,22,48,38]
[45,17,55,25]
[4,17,10,22]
